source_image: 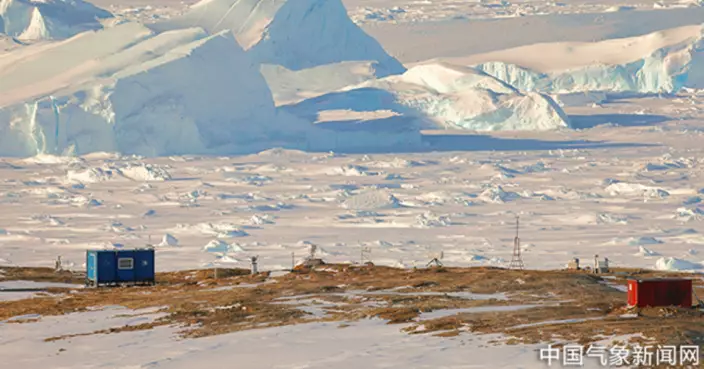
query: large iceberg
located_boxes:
[1,0,582,158]
[0,0,112,41]
[0,23,310,157]
[469,24,704,94]
[150,0,405,76]
[655,257,703,271]
[285,63,571,132]
[0,0,426,158]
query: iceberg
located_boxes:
[0,0,112,41]
[285,63,571,132]
[468,25,704,94]
[0,24,308,157]
[149,0,405,76]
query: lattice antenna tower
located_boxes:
[361,245,372,264]
[427,250,444,268]
[508,215,524,270]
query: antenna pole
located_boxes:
[508,215,524,270]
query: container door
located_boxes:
[134,250,155,282]
[98,252,116,284]
[664,281,679,306]
[655,280,676,307]
[116,250,136,282]
[627,281,637,306]
[86,252,97,281]
[666,280,693,307]
[640,281,657,307]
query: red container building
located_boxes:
[627,278,693,308]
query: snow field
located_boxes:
[0,131,702,273]
[0,306,609,369]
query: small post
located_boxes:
[594,254,602,274]
[214,266,218,279]
[250,256,259,275]
[291,252,295,271]
[55,255,62,272]
[594,254,598,273]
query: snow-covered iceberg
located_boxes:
[0,23,309,157]
[0,0,425,157]
[150,0,405,76]
[285,63,571,132]
[0,0,579,158]
[261,61,396,105]
[655,257,703,271]
[468,24,704,94]
[0,0,112,41]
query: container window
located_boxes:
[118,257,134,270]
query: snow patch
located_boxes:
[634,246,660,257]
[416,212,452,228]
[203,240,245,254]
[674,207,704,221]
[157,233,178,247]
[327,165,376,177]
[596,213,631,225]
[119,164,172,181]
[605,183,670,198]
[65,163,172,183]
[196,223,249,238]
[341,191,401,210]
[628,237,663,246]
[479,185,522,203]
[250,214,275,225]
[66,167,117,184]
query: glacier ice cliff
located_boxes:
[474,25,704,94]
[149,0,406,76]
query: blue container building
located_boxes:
[86,248,155,287]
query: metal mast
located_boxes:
[508,215,524,270]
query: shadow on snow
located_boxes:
[407,134,652,154]
[568,114,671,129]
[281,88,658,154]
